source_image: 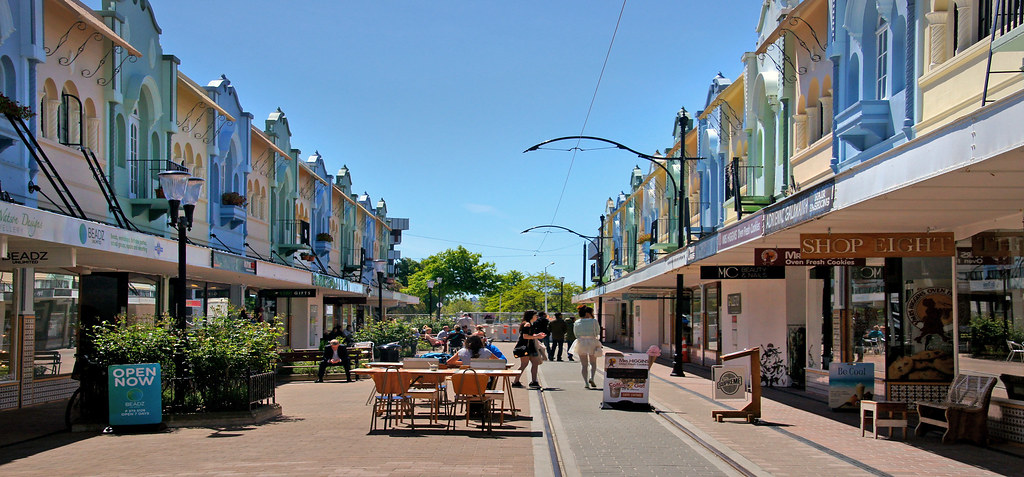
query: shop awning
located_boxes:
[251,125,293,160]
[52,0,142,57]
[754,0,826,55]
[177,71,236,122]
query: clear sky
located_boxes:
[106,0,762,286]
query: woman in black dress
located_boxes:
[511,310,546,388]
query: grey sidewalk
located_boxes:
[535,356,743,477]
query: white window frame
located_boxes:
[876,18,889,100]
[128,107,140,198]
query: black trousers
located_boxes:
[318,348,352,381]
[550,339,565,360]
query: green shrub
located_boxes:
[90,314,282,412]
[970,315,1006,355]
[354,319,419,357]
[90,315,177,377]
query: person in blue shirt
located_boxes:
[472,326,506,360]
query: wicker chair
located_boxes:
[915,374,996,445]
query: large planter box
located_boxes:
[313,240,331,255]
[1001,374,1024,400]
[219,204,246,229]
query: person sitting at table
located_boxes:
[447,326,467,352]
[446,335,495,367]
[316,339,352,383]
[473,330,506,361]
[435,326,451,352]
[421,326,444,349]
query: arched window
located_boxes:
[128,107,139,198]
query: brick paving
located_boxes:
[637,347,1024,477]
[536,356,740,477]
[3,340,1024,476]
[0,346,539,476]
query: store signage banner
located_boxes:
[712,365,747,400]
[603,353,650,405]
[754,248,866,266]
[693,236,719,262]
[261,289,316,298]
[763,181,834,235]
[1,247,76,267]
[971,232,1024,257]
[828,363,874,410]
[0,202,175,262]
[799,233,955,259]
[956,247,1011,265]
[211,251,256,274]
[718,213,764,251]
[108,363,162,426]
[312,273,365,294]
[700,265,785,280]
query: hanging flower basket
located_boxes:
[0,93,34,119]
[315,232,333,242]
[221,191,247,206]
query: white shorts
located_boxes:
[569,337,603,356]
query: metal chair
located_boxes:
[1007,340,1024,362]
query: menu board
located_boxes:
[603,353,650,406]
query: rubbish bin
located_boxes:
[378,344,401,363]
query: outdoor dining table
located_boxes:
[353,367,525,418]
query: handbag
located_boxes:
[536,342,548,361]
[513,344,529,358]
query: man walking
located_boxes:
[565,315,576,361]
[535,311,551,356]
[548,312,567,361]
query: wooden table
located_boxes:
[353,368,524,418]
[861,400,909,439]
[366,362,403,368]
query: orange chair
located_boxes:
[406,372,446,424]
[449,369,499,432]
[370,368,413,431]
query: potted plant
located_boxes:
[299,252,316,262]
[316,232,333,242]
[0,93,34,120]
[221,191,247,206]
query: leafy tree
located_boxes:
[479,272,584,313]
[393,257,421,288]
[442,297,481,315]
[402,246,499,307]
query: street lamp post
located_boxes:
[524,122,698,377]
[543,261,554,313]
[434,277,443,320]
[158,170,204,331]
[521,224,606,331]
[559,277,564,312]
[426,279,434,318]
[372,260,386,321]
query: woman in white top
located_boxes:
[446,335,494,367]
[569,304,603,388]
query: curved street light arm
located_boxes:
[523,135,679,195]
[521,224,601,247]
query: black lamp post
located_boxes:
[521,224,606,330]
[524,122,698,377]
[426,279,434,317]
[158,170,204,331]
[434,276,443,320]
[372,259,386,321]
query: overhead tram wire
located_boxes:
[405,232,577,253]
[532,0,627,254]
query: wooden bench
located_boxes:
[915,374,997,445]
[277,347,370,379]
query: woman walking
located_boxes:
[569,304,603,388]
[511,310,546,388]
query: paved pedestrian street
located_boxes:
[2,342,1023,476]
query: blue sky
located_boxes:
[116,0,762,285]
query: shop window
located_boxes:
[0,272,14,383]
[33,272,78,378]
[888,257,955,383]
[848,263,886,380]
